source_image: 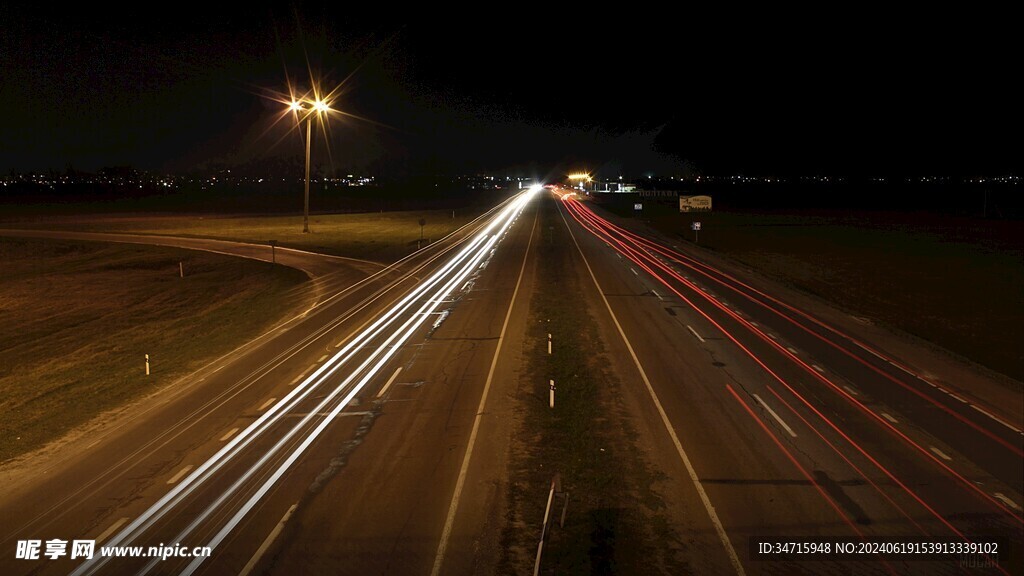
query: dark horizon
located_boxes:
[2,5,1020,179]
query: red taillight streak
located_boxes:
[764,385,934,538]
[561,197,1022,527]
[725,384,903,574]
[574,199,1020,456]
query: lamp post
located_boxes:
[290,98,331,234]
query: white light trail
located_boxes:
[72,187,539,576]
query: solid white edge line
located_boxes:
[69,195,529,576]
[177,199,527,576]
[558,203,746,576]
[377,366,403,398]
[752,394,798,438]
[95,517,130,545]
[686,325,706,343]
[166,465,194,485]
[431,211,538,576]
[219,427,240,442]
[239,503,298,576]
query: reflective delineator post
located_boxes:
[549,379,555,408]
[145,354,150,376]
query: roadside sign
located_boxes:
[691,222,702,231]
[634,203,643,211]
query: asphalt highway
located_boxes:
[554,191,1022,575]
[0,189,537,575]
[1,188,1019,575]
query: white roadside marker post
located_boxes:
[549,379,555,408]
[145,354,150,376]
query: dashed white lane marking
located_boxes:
[881,412,899,424]
[930,446,952,461]
[95,517,130,545]
[843,385,859,396]
[969,404,1024,435]
[258,398,277,411]
[994,493,1022,511]
[786,347,798,355]
[853,340,889,362]
[559,207,746,576]
[317,354,328,362]
[767,333,777,340]
[167,465,194,485]
[239,503,298,576]
[377,366,403,398]
[888,360,916,377]
[686,325,706,343]
[946,391,968,403]
[812,364,825,373]
[287,411,371,418]
[219,427,240,441]
[753,394,798,438]
[652,289,663,301]
[630,267,639,276]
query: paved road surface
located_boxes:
[1,188,1019,575]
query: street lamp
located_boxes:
[289,98,332,233]
[568,172,592,192]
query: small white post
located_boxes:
[549,380,555,408]
[179,262,184,278]
[145,354,150,376]
[547,333,552,355]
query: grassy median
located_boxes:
[0,237,309,463]
[499,197,687,574]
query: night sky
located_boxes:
[2,3,1019,179]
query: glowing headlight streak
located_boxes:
[73,230,491,576]
[72,187,539,576]
[10,197,517,551]
[177,230,505,576]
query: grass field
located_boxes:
[2,208,489,263]
[599,200,1024,382]
[0,237,309,463]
